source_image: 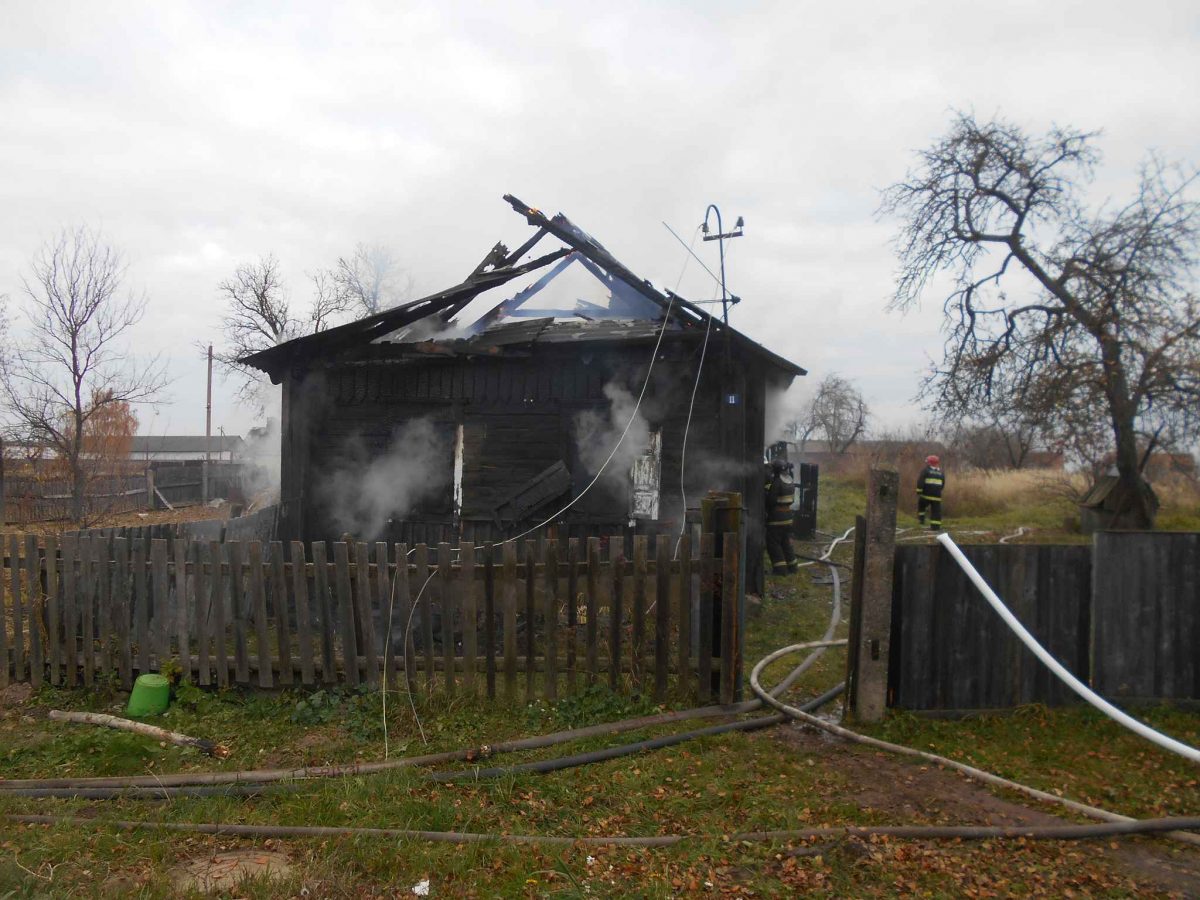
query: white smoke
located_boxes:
[319,418,450,540]
[764,382,808,446]
[573,381,651,486]
[240,417,282,512]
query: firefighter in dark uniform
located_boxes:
[765,458,799,574]
[917,455,945,530]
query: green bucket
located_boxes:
[127,673,171,717]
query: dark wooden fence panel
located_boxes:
[1093,532,1200,701]
[890,544,1091,710]
[1,532,733,703]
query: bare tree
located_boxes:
[333,242,412,315]
[1,226,167,522]
[883,113,1200,527]
[216,255,364,409]
[799,373,870,453]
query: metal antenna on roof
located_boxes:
[701,205,744,325]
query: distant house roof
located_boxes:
[130,435,246,454]
[241,194,806,383]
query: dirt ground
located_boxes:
[770,722,1200,896]
[1,502,229,537]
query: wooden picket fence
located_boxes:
[1,531,742,704]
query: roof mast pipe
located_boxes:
[701,205,744,325]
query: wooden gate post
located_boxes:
[845,467,898,723]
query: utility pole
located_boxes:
[701,205,744,325]
[203,344,212,504]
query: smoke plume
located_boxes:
[319,418,450,540]
[572,381,652,487]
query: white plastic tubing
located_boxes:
[936,533,1200,764]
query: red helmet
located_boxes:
[926,455,940,466]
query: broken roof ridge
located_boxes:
[238,194,805,382]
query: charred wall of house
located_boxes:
[278,338,772,573]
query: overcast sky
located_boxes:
[2,0,1197,440]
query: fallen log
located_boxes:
[47,710,230,759]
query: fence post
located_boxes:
[845,467,898,724]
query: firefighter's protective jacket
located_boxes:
[917,465,945,500]
[765,472,796,526]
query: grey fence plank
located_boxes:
[45,535,59,686]
[173,538,191,676]
[292,541,315,686]
[270,541,293,686]
[697,533,714,703]
[24,535,42,689]
[151,539,171,668]
[194,541,210,686]
[483,543,495,699]
[333,542,359,687]
[543,540,557,701]
[654,535,670,701]
[10,535,24,681]
[586,537,600,685]
[249,541,273,688]
[353,542,378,688]
[211,540,229,689]
[437,542,454,695]
[677,533,692,696]
[60,536,76,687]
[502,541,517,699]
[524,540,536,702]
[566,538,579,692]
[133,539,149,677]
[312,542,336,684]
[81,536,95,687]
[228,541,249,683]
[608,533,624,692]
[416,543,434,691]
[461,542,477,693]
[632,535,647,690]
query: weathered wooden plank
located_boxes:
[608,533,625,692]
[333,541,360,688]
[439,542,455,695]
[632,535,647,690]
[45,534,60,686]
[132,539,149,677]
[209,541,228,689]
[352,542,378,687]
[483,543,496,699]
[654,534,670,701]
[10,535,25,681]
[81,536,95,687]
[225,541,248,684]
[585,537,600,685]
[97,536,113,680]
[249,541,273,688]
[0,541,9,689]
[270,541,294,686]
[502,541,517,699]
[59,535,77,687]
[311,542,337,685]
[373,541,392,686]
[566,538,579,692]
[25,534,43,689]
[719,531,739,706]
[543,539,558,701]
[697,533,714,703]
[677,533,692,697]
[415,543,434,691]
[173,538,190,677]
[151,539,171,669]
[461,542,477,693]
[391,543,413,690]
[292,542,315,686]
[194,541,211,686]
[524,540,536,702]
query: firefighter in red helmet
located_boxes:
[917,455,945,530]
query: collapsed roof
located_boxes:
[240,195,806,382]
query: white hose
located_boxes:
[936,533,1200,764]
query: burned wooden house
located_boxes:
[242,196,805,586]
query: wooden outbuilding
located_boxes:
[242,196,805,590]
